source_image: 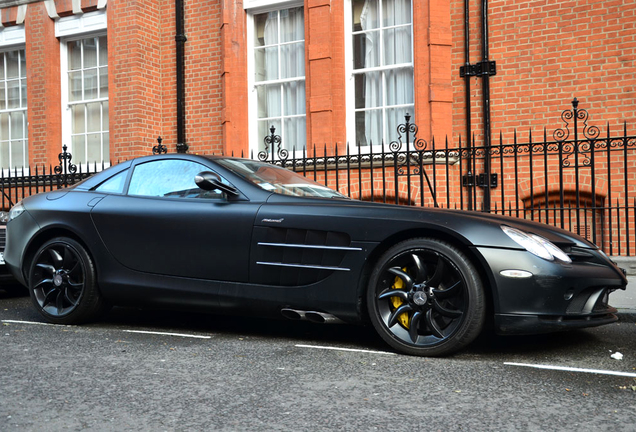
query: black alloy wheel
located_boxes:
[367,238,485,356]
[29,237,105,324]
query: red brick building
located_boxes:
[0,0,634,252]
[0,0,631,162]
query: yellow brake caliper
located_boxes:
[390,268,410,329]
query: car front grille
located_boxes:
[563,245,606,265]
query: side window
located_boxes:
[128,159,227,199]
[94,169,128,194]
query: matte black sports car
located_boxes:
[4,154,628,356]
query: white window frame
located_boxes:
[58,10,109,168]
[0,26,27,172]
[246,1,306,158]
[344,0,415,151]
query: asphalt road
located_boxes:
[1,288,636,432]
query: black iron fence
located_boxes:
[0,145,106,210]
[1,101,634,256]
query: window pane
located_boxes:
[0,113,8,140]
[0,141,8,169]
[84,38,98,68]
[98,36,108,66]
[280,42,304,79]
[383,0,411,26]
[87,133,101,162]
[280,7,303,43]
[102,101,109,130]
[385,68,414,105]
[254,13,268,47]
[383,26,412,65]
[69,71,82,101]
[356,109,383,146]
[72,135,86,163]
[282,81,305,116]
[99,66,108,97]
[263,46,279,81]
[354,0,379,30]
[0,82,6,110]
[356,71,382,109]
[283,117,306,150]
[6,51,19,79]
[254,47,279,82]
[10,140,23,166]
[87,102,101,132]
[103,132,109,163]
[257,85,281,118]
[10,112,23,139]
[353,30,380,69]
[263,11,279,45]
[19,50,26,78]
[72,105,85,134]
[6,80,19,109]
[20,80,26,107]
[68,40,82,70]
[84,68,98,100]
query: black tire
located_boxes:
[28,237,105,324]
[367,238,485,356]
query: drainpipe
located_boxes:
[175,0,188,153]
[481,0,492,211]
[464,0,473,211]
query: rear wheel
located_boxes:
[28,237,105,324]
[367,238,485,356]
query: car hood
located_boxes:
[262,195,598,251]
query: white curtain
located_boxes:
[360,0,412,146]
[263,8,306,150]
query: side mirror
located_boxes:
[195,171,239,196]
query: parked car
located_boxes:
[3,154,628,356]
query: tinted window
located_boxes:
[94,169,128,194]
[128,159,225,199]
[215,158,347,199]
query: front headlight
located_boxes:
[501,225,572,263]
[8,202,25,221]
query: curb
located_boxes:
[610,256,636,276]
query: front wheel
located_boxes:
[28,237,105,324]
[367,238,485,356]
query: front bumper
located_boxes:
[4,209,40,287]
[476,247,627,335]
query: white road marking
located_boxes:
[504,362,636,378]
[1,320,211,339]
[123,330,211,339]
[296,344,396,355]
[1,319,70,327]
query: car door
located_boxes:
[90,158,259,282]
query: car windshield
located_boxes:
[215,158,348,199]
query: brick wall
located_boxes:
[25,2,61,166]
[108,0,166,160]
[452,0,636,145]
